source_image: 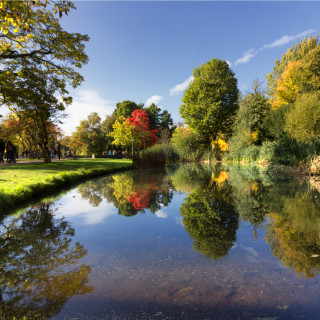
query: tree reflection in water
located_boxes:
[0,204,93,319]
[78,168,174,216]
[180,170,239,261]
[265,189,320,278]
[77,163,320,278]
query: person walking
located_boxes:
[6,141,13,163]
[0,139,5,163]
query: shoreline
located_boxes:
[0,159,132,216]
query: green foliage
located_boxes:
[144,103,162,130]
[230,83,270,153]
[113,100,142,118]
[74,112,108,155]
[285,93,320,142]
[180,58,239,142]
[263,103,292,141]
[171,127,206,161]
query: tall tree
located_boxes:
[230,80,270,150]
[144,103,161,130]
[0,0,89,107]
[127,109,158,149]
[266,35,319,101]
[0,1,89,162]
[113,100,142,118]
[74,112,107,157]
[180,58,239,143]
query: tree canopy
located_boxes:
[180,58,239,143]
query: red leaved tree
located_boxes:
[127,109,158,149]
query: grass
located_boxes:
[0,158,132,215]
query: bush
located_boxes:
[133,149,167,168]
[145,144,179,163]
[171,127,206,161]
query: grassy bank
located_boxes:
[0,158,132,215]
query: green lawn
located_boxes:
[0,158,132,214]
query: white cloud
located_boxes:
[226,60,232,67]
[54,190,117,225]
[235,49,256,65]
[235,29,316,65]
[155,209,168,219]
[60,89,115,136]
[169,76,194,96]
[145,95,162,107]
[261,29,316,50]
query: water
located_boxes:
[1,163,320,319]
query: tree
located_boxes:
[285,92,320,142]
[74,112,107,156]
[266,35,319,100]
[109,116,135,150]
[170,126,203,161]
[0,1,89,162]
[113,100,142,118]
[127,109,158,149]
[271,60,306,109]
[144,103,161,130]
[160,109,174,129]
[0,0,89,107]
[229,80,270,151]
[101,113,118,148]
[4,67,68,162]
[180,58,239,143]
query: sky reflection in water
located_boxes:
[1,164,320,319]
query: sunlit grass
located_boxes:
[0,158,132,215]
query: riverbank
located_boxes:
[0,158,132,215]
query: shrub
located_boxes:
[171,127,205,161]
[145,144,179,163]
[133,149,166,168]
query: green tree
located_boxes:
[113,100,142,118]
[74,112,108,156]
[0,0,89,107]
[285,92,320,142]
[180,58,239,143]
[101,113,118,148]
[160,109,174,129]
[230,80,270,151]
[144,103,161,130]
[0,1,89,162]
[171,126,203,161]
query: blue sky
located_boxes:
[60,1,320,135]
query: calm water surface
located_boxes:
[1,164,320,319]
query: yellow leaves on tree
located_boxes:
[272,60,305,109]
[211,138,228,152]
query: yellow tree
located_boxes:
[272,60,305,109]
[108,116,135,151]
